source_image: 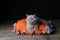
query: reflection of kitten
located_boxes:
[26,14,39,33]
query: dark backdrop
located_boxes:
[0,0,60,22]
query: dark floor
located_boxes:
[0,20,60,40]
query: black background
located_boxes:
[0,0,60,22]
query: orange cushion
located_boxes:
[14,18,46,34]
[15,18,27,32]
[39,23,46,34]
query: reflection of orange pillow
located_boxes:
[15,18,46,34]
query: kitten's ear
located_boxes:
[26,14,29,17]
[34,14,36,16]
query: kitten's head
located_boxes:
[26,14,38,24]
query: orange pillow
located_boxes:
[39,23,46,34]
[14,18,46,35]
[15,18,27,32]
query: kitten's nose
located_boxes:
[30,21,31,23]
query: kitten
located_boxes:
[26,14,39,33]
